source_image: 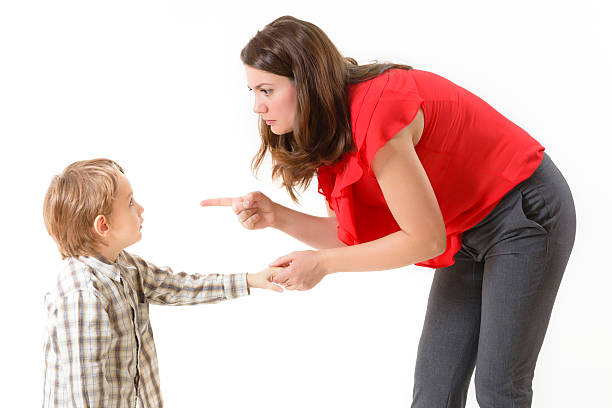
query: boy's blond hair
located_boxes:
[43,158,124,259]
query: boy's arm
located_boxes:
[55,291,112,404]
[126,252,252,306]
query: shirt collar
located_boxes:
[76,252,135,282]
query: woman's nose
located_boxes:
[253,98,267,114]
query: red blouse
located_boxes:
[317,69,544,268]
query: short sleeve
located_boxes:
[352,69,424,174]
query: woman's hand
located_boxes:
[269,250,328,291]
[246,267,284,293]
[200,191,277,230]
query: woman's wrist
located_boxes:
[317,248,335,275]
[270,201,287,230]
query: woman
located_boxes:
[201,16,576,408]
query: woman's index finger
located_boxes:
[200,197,235,207]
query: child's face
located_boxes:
[107,174,144,250]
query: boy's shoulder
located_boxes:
[46,251,151,304]
[47,256,122,307]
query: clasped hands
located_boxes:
[239,249,329,293]
[243,249,329,292]
[268,249,328,291]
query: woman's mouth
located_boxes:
[265,120,275,125]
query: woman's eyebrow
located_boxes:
[248,83,273,90]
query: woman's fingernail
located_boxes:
[243,200,250,207]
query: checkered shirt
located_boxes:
[43,250,248,407]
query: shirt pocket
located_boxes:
[137,302,150,335]
[520,187,550,235]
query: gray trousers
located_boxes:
[411,153,576,408]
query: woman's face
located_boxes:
[245,65,297,135]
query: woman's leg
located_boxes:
[473,155,576,407]
[412,153,575,408]
[411,251,483,408]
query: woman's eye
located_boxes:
[261,89,271,95]
[129,198,134,206]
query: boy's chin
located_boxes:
[125,233,143,248]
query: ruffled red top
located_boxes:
[317,69,544,268]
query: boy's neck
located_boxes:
[96,245,123,263]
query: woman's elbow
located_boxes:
[431,234,447,258]
[423,228,446,259]
[403,228,447,259]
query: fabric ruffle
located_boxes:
[317,68,544,269]
[318,69,425,248]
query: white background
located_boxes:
[1,0,611,406]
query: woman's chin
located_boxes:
[270,125,291,135]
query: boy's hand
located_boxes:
[247,267,284,293]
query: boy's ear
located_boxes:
[92,215,110,238]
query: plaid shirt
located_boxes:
[43,250,248,408]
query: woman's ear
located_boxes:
[92,214,110,238]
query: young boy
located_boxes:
[42,158,281,407]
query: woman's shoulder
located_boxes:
[348,68,423,104]
[349,68,417,91]
[349,69,423,136]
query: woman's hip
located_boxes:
[459,152,576,262]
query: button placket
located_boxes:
[119,267,142,397]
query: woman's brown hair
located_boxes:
[241,15,412,201]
